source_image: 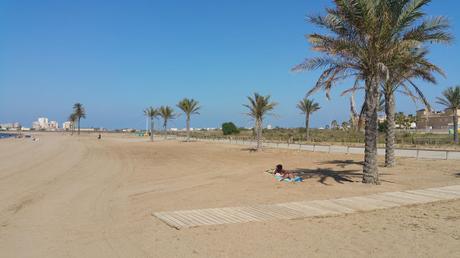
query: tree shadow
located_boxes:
[455,172,460,178]
[293,168,361,185]
[240,148,258,153]
[318,160,364,168]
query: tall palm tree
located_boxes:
[436,86,460,144]
[177,98,201,142]
[158,106,176,139]
[68,113,77,135]
[345,55,443,167]
[297,98,320,141]
[72,103,86,135]
[144,107,160,142]
[381,47,447,167]
[292,0,451,184]
[244,93,277,150]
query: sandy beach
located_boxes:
[0,133,459,257]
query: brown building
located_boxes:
[416,108,460,130]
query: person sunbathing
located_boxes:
[274,164,295,180]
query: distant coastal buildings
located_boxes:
[0,122,21,130]
[416,108,460,131]
[0,117,104,132]
[32,117,59,130]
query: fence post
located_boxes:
[416,149,420,160]
[445,151,449,160]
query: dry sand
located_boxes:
[0,133,459,257]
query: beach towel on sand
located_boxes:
[275,175,303,182]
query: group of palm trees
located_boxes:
[68,103,86,135]
[89,0,460,187]
[144,98,201,141]
[243,93,322,150]
[288,0,455,184]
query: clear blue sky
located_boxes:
[1,0,459,130]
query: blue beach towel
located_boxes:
[275,175,303,182]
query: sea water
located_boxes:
[0,133,15,139]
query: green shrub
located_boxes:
[222,122,240,135]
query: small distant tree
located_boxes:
[341,121,349,130]
[158,106,176,139]
[296,98,320,141]
[68,113,77,135]
[244,93,277,150]
[144,107,160,141]
[72,103,86,135]
[177,98,201,141]
[437,86,460,144]
[222,122,239,135]
[331,120,339,130]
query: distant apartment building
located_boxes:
[38,117,49,129]
[62,121,72,130]
[32,117,60,130]
[0,122,21,130]
[416,108,460,130]
[49,121,59,129]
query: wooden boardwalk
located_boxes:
[153,185,460,229]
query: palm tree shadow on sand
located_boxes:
[240,147,258,152]
[293,168,361,185]
[293,160,396,185]
[318,160,364,168]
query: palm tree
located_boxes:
[381,48,447,167]
[297,98,320,141]
[68,113,77,135]
[72,103,86,135]
[144,107,160,141]
[177,98,201,142]
[436,86,460,144]
[344,50,446,167]
[243,93,277,150]
[331,120,339,130]
[158,106,176,139]
[292,0,451,184]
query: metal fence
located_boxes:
[174,136,460,161]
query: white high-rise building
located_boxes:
[63,121,72,130]
[38,117,49,129]
[49,121,59,129]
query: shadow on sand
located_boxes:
[319,159,364,168]
[293,168,361,185]
[240,148,258,153]
[293,162,395,185]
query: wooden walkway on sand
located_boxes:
[153,185,460,229]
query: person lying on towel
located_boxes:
[274,164,296,180]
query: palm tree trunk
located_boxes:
[306,113,310,141]
[362,79,380,184]
[454,110,459,144]
[150,118,154,142]
[78,117,81,135]
[385,93,396,167]
[186,116,190,142]
[164,121,167,139]
[256,118,262,150]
